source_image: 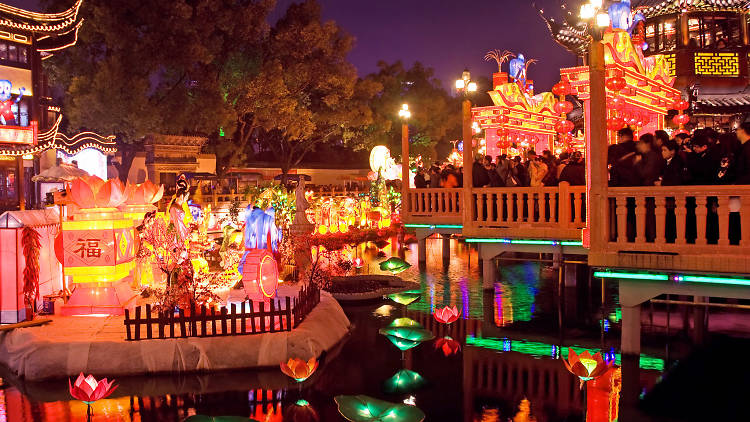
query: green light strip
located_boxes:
[682,275,750,286]
[403,224,463,229]
[465,336,664,371]
[465,238,583,246]
[594,271,669,281]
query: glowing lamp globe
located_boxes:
[673,114,690,126]
[241,249,279,302]
[369,145,391,173]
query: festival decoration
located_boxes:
[0,79,25,126]
[21,226,41,318]
[379,257,411,274]
[435,336,461,357]
[334,395,425,422]
[386,290,421,306]
[379,326,435,351]
[383,369,427,394]
[69,373,117,418]
[551,80,571,96]
[553,100,574,115]
[280,357,319,382]
[184,417,259,422]
[554,120,575,134]
[283,400,320,422]
[241,249,279,302]
[562,348,611,388]
[389,317,422,328]
[352,257,364,268]
[433,305,460,324]
[369,145,401,181]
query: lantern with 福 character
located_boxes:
[56,176,136,316]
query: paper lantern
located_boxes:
[555,120,575,134]
[553,101,574,115]
[563,348,611,388]
[672,114,690,126]
[498,115,510,124]
[241,249,278,302]
[607,117,625,131]
[606,95,626,111]
[605,76,626,92]
[672,99,690,111]
[552,81,571,96]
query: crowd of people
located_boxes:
[608,124,750,186]
[412,122,750,189]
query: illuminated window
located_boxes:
[660,18,677,51]
[694,52,739,76]
[646,24,655,53]
[0,169,16,201]
[687,14,741,49]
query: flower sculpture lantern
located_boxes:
[69,372,117,419]
[435,336,461,356]
[379,326,435,351]
[335,395,425,422]
[280,357,319,382]
[563,348,611,388]
[433,305,460,324]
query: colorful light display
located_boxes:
[383,369,427,394]
[433,305,460,324]
[434,336,461,357]
[334,395,425,422]
[386,290,421,306]
[280,357,319,382]
[241,249,278,302]
[379,257,411,274]
[562,347,612,388]
[378,326,435,351]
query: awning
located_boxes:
[0,208,60,228]
[31,164,89,182]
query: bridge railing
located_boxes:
[465,183,586,239]
[599,185,750,272]
[403,188,463,225]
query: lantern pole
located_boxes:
[456,69,477,232]
[398,104,411,213]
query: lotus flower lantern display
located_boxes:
[56,175,137,316]
[120,180,164,223]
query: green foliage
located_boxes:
[244,184,296,229]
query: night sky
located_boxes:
[15,0,576,92]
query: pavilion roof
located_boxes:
[0,0,82,34]
[633,0,749,18]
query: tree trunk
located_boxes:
[115,144,138,183]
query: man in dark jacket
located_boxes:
[414,167,427,188]
[609,127,638,186]
[634,134,663,186]
[735,122,750,184]
[687,133,718,185]
[559,151,585,185]
[659,139,688,186]
[472,155,490,187]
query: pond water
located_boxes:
[3,237,750,421]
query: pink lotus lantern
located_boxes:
[120,180,164,223]
[433,305,460,324]
[56,176,136,316]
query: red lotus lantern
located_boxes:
[563,348,612,388]
[553,101,574,115]
[552,80,571,96]
[606,95,626,111]
[433,305,460,324]
[672,99,690,111]
[605,76,627,92]
[555,120,575,134]
[672,114,690,126]
[435,336,461,356]
[121,180,165,223]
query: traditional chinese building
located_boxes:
[540,0,750,130]
[127,134,215,191]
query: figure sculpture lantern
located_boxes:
[56,176,136,315]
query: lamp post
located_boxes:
[578,0,610,253]
[456,69,477,229]
[398,104,411,213]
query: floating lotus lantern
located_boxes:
[283,400,320,422]
[563,348,611,388]
[69,373,117,418]
[379,257,411,274]
[383,369,427,394]
[433,305,460,324]
[280,357,319,382]
[56,176,136,315]
[386,289,421,306]
[184,416,260,422]
[379,325,435,351]
[352,257,364,269]
[335,395,425,422]
[435,336,461,357]
[389,317,422,328]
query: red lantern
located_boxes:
[555,120,575,134]
[605,76,627,92]
[672,114,690,126]
[242,249,279,302]
[552,81,571,96]
[499,115,510,124]
[560,133,573,144]
[606,95,626,111]
[496,127,508,137]
[553,101,574,115]
[607,117,625,131]
[672,99,690,111]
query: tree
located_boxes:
[43,0,274,181]
[233,0,380,181]
[356,61,462,165]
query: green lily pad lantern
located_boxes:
[183,416,259,422]
[334,395,426,422]
[383,369,427,394]
[379,257,411,274]
[379,326,435,351]
[386,290,421,306]
[388,317,423,328]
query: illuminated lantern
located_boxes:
[555,120,574,134]
[380,257,411,274]
[318,225,328,235]
[552,80,571,96]
[280,357,318,382]
[387,289,421,305]
[379,325,435,351]
[121,180,164,222]
[606,95,626,111]
[553,101,574,115]
[607,117,625,131]
[672,99,690,111]
[605,76,626,92]
[241,249,279,302]
[57,176,135,316]
[434,336,461,356]
[369,145,390,173]
[498,115,510,124]
[335,395,426,422]
[284,400,320,422]
[562,348,611,388]
[560,133,573,144]
[433,305,460,324]
[383,369,427,394]
[672,114,690,126]
[352,257,364,268]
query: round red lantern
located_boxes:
[555,120,575,134]
[241,249,279,302]
[553,101,574,115]
[607,95,626,111]
[552,81,571,96]
[606,76,627,92]
[672,114,690,126]
[607,117,624,131]
[672,99,690,111]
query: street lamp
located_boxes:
[455,69,478,94]
[456,69,477,222]
[399,104,411,208]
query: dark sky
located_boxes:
[15,0,576,92]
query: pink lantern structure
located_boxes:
[120,180,164,223]
[56,176,136,316]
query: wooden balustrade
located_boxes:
[596,186,750,273]
[403,188,463,225]
[464,183,586,239]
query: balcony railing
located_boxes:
[403,188,463,225]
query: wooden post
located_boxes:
[586,40,609,252]
[462,98,473,233]
[401,121,410,214]
[16,156,25,211]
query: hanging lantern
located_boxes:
[552,81,571,96]
[496,127,508,137]
[605,76,627,92]
[560,133,573,144]
[606,95,627,111]
[499,115,510,124]
[555,120,575,134]
[672,99,690,112]
[606,117,625,131]
[553,101,574,115]
[672,114,690,126]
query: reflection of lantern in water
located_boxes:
[335,395,426,422]
[57,176,135,316]
[241,249,279,302]
[563,348,611,388]
[383,369,427,394]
